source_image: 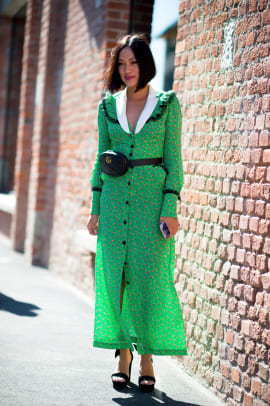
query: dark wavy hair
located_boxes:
[105,33,156,93]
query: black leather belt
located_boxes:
[129,157,162,168]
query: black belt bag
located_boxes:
[99,150,162,177]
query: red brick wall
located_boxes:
[174,1,270,404]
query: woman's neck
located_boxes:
[126,84,149,101]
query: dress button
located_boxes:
[122,240,126,245]
[129,152,133,157]
[123,220,127,224]
[131,144,134,148]
[124,261,127,266]
[128,181,131,186]
[126,281,130,285]
[126,200,129,205]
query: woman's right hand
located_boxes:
[87,214,99,235]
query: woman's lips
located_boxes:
[125,76,135,80]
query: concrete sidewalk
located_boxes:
[0,235,223,406]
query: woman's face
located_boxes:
[118,47,139,90]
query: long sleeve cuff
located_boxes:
[90,190,101,215]
[160,193,178,218]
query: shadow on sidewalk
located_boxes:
[0,292,41,316]
[112,382,201,406]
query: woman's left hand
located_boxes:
[159,216,179,238]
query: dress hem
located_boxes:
[93,340,187,356]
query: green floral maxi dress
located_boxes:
[90,88,187,355]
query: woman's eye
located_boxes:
[132,61,138,64]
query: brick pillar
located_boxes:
[11,0,42,252]
[0,16,12,192]
[23,0,68,266]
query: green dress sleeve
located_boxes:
[160,94,183,218]
[90,99,111,215]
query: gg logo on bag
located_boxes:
[105,157,112,164]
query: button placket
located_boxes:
[121,193,130,253]
[121,139,135,286]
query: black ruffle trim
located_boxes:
[146,92,176,124]
[101,98,119,124]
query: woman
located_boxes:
[87,33,187,392]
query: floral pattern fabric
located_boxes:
[90,89,187,355]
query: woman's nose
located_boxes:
[125,63,131,73]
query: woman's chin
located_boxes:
[127,86,136,91]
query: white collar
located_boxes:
[116,85,158,134]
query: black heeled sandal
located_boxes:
[138,358,155,393]
[111,349,133,389]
